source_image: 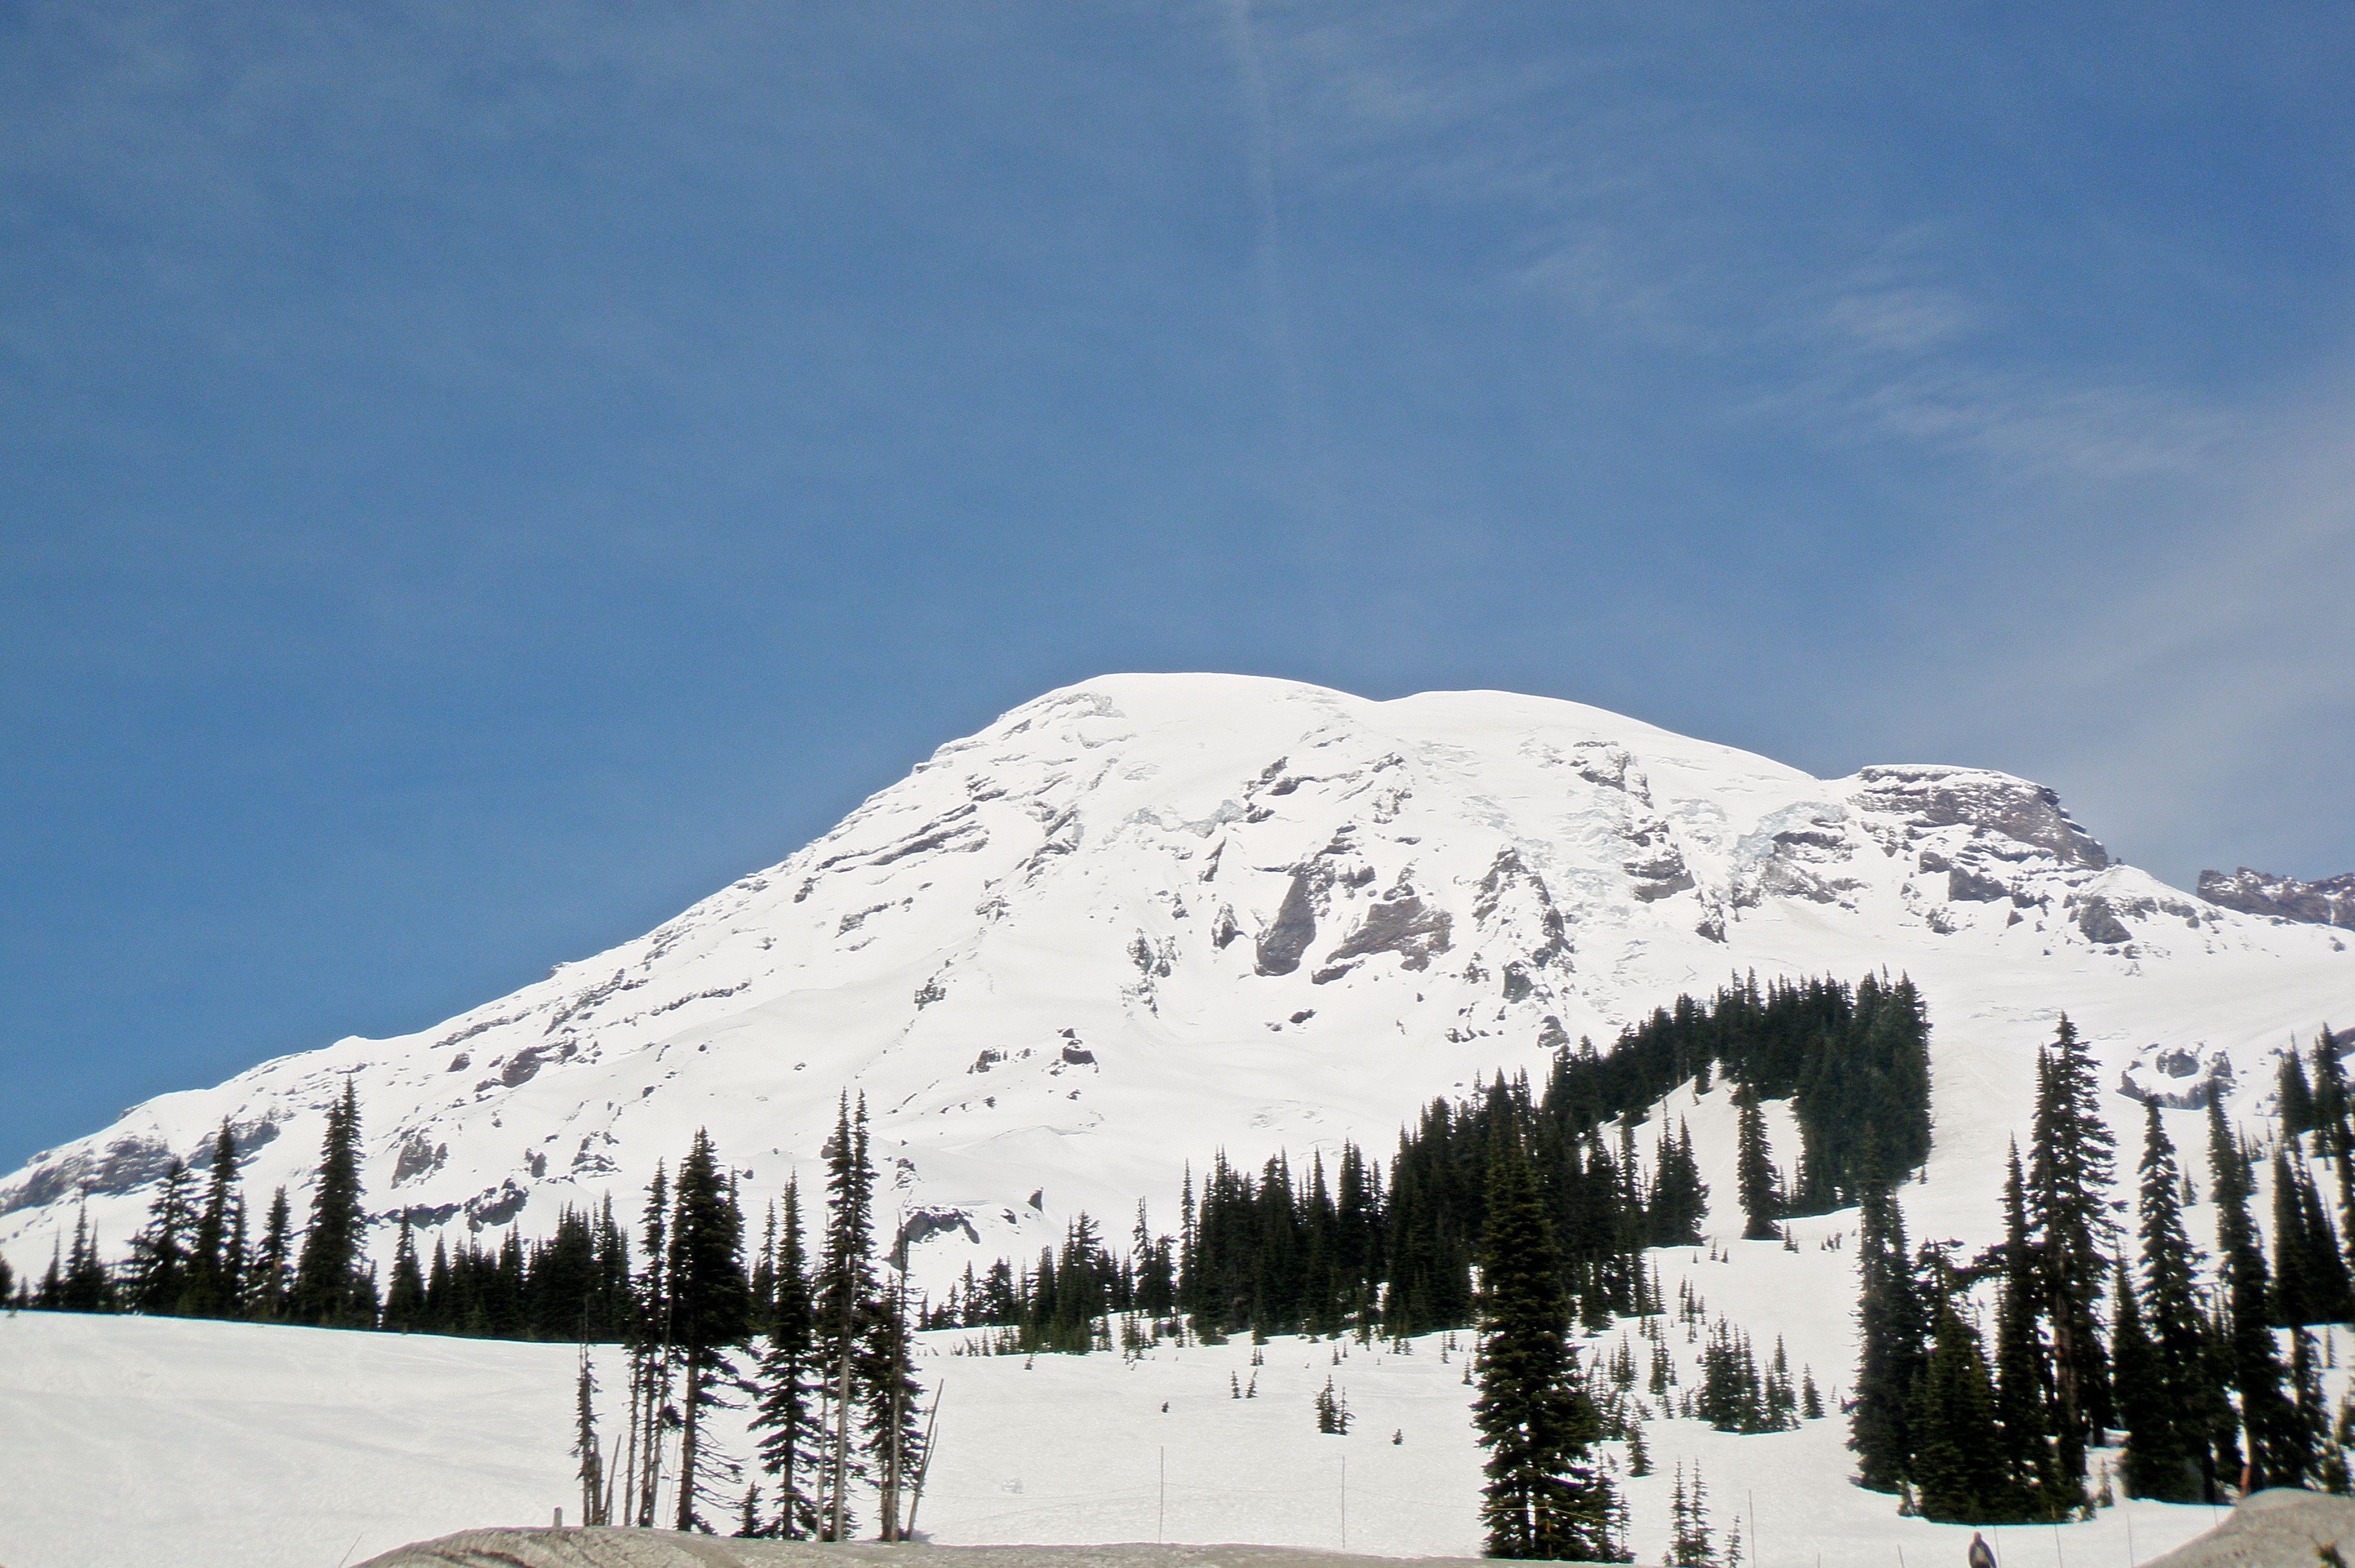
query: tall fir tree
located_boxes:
[2278,1054,2318,1139]
[292,1079,369,1327]
[1733,1087,1780,1242]
[2310,1032,2350,1167]
[2286,1329,2326,1487]
[1850,1172,1923,1493]
[817,1094,877,1539]
[862,1272,927,1540]
[668,1129,752,1532]
[2209,1101,2294,1487]
[1473,1125,1622,1561]
[2026,1017,2115,1494]
[382,1211,427,1332]
[2129,1105,2212,1502]
[1992,1145,2054,1511]
[2270,1142,2351,1326]
[753,1179,822,1538]
[1912,1293,2010,1523]
[249,1186,292,1320]
[629,1160,674,1529]
[57,1196,117,1312]
[1664,1463,1711,1567]
[2110,1254,2174,1502]
[124,1158,195,1314]
[183,1121,243,1318]
[575,1346,607,1525]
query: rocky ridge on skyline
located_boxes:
[2199,866,2355,929]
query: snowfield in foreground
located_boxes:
[5,1217,2237,1568]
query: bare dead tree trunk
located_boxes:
[675,1350,702,1532]
[619,1350,642,1528]
[830,1338,853,1540]
[904,1383,944,1542]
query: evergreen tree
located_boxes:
[669,1128,752,1532]
[124,1159,195,1314]
[1912,1297,2009,1524]
[2311,1032,2350,1167]
[1473,1125,1622,1561]
[864,1271,928,1539]
[2287,1329,2326,1487]
[249,1186,292,1321]
[223,1197,249,1313]
[2129,1105,2210,1502]
[292,1079,369,1328]
[1850,1174,1922,1492]
[576,1347,607,1526]
[2110,1254,2174,1502]
[1152,972,1935,1345]
[1789,974,1932,1210]
[1733,1088,1780,1242]
[1646,1122,1707,1247]
[2270,1143,2352,1325]
[1992,1145,2053,1511]
[382,1211,427,1332]
[628,1160,675,1529]
[183,1122,243,1318]
[817,1095,877,1538]
[58,1196,117,1312]
[2026,1018,2115,1493]
[1664,1463,1711,1567]
[2279,1053,2318,1139]
[753,1180,822,1538]
[2210,1101,2294,1487]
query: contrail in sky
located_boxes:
[1218,0,1336,527]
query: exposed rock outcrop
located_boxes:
[1851,764,2110,868]
[2199,867,2355,928]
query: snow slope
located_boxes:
[1,1281,2241,1568]
[2,674,2347,1288]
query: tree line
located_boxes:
[932,973,1922,1348]
[6,1080,929,1540]
[11,1080,638,1341]
[548,1095,930,1536]
[24,1080,382,1327]
[1854,1017,2355,1527]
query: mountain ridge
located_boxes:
[4,673,2347,1287]
[2199,866,2355,929]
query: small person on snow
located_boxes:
[1968,1531,1996,1568]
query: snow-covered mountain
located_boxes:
[2199,866,2355,929]
[3,673,2348,1286]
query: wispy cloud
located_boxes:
[1218,0,1341,529]
[1225,3,2354,877]
[1859,388,2355,880]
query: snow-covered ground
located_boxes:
[4,1241,2238,1568]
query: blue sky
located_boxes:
[5,3,2352,1169]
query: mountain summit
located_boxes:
[3,674,2346,1283]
